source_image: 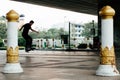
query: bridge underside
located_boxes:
[12,0,97,15]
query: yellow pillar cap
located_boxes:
[6,10,19,22]
[99,5,115,19]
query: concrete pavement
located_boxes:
[0,50,120,80]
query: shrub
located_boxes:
[77,43,87,49]
[0,41,4,47]
[18,37,25,46]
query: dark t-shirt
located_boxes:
[22,23,31,35]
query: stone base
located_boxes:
[2,63,23,73]
[96,65,119,76]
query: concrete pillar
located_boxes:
[96,6,119,76]
[46,39,48,49]
[36,40,40,49]
[86,38,90,49]
[2,10,23,73]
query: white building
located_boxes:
[52,22,85,47]
[70,23,84,39]
[70,23,85,46]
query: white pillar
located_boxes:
[46,39,48,49]
[2,10,23,73]
[96,6,119,76]
[36,39,40,49]
[41,39,43,49]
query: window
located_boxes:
[75,34,77,37]
[78,25,81,28]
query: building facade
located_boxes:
[70,23,84,46]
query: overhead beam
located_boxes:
[12,0,97,15]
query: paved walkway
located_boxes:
[0,50,120,80]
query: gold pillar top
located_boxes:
[99,5,115,19]
[6,10,19,22]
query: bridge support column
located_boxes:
[96,5,119,76]
[2,10,23,73]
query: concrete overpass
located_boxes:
[12,0,97,15]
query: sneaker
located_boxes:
[31,47,35,50]
[25,48,31,52]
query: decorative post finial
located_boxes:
[6,10,19,22]
[99,5,115,19]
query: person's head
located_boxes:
[29,20,34,25]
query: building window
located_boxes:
[75,25,77,28]
[75,30,77,32]
[72,34,73,37]
[75,34,77,37]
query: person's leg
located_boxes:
[27,35,32,48]
[28,35,35,50]
[26,38,31,51]
[22,35,31,52]
[29,36,32,49]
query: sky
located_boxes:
[0,0,97,31]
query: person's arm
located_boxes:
[19,25,24,31]
[30,28,39,33]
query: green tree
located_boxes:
[48,28,59,39]
[81,22,98,38]
[32,27,68,39]
[29,31,40,39]
[0,16,7,39]
[37,30,47,38]
[17,27,68,46]
[18,37,25,46]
